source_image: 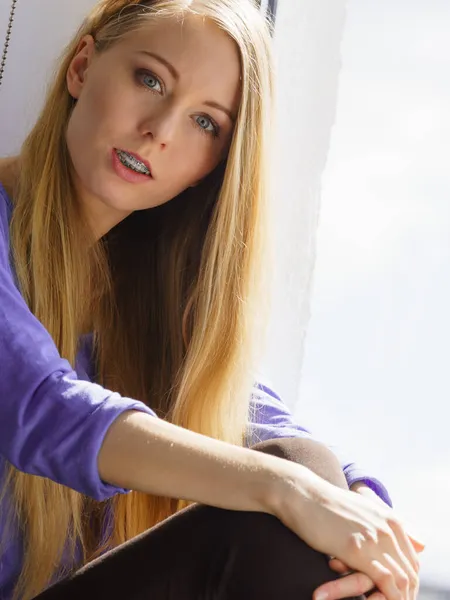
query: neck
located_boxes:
[73,175,132,241]
[85,202,132,241]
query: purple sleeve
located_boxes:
[0,195,157,501]
[247,381,393,507]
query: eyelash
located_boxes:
[136,69,221,139]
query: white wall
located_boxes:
[0,0,98,150]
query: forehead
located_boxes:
[115,14,242,98]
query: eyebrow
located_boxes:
[204,101,236,124]
[137,50,180,80]
[136,50,236,123]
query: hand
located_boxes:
[269,465,424,600]
[312,484,425,600]
[313,552,425,600]
[349,482,426,554]
[315,557,386,600]
[349,482,425,555]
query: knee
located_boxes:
[210,508,338,598]
[252,437,349,490]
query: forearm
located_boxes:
[98,410,298,514]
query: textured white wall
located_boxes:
[0,0,348,410]
[0,0,98,150]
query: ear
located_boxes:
[66,35,97,100]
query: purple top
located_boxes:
[0,183,391,598]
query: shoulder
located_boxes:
[0,169,15,271]
[0,156,19,205]
[251,377,290,417]
[252,373,283,404]
[0,181,12,212]
[0,179,13,241]
[0,157,19,234]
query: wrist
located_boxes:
[257,453,321,518]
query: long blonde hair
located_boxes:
[1,0,274,597]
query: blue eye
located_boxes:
[138,70,163,94]
[195,115,220,138]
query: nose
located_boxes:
[140,106,177,150]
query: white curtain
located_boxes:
[259,0,348,408]
[0,0,349,412]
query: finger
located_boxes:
[407,531,425,554]
[389,518,421,573]
[404,525,426,553]
[369,559,407,600]
[314,571,374,600]
[382,552,416,600]
[372,524,420,600]
[409,537,425,554]
[368,593,387,600]
[388,521,421,600]
[329,558,351,574]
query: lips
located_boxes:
[116,148,153,177]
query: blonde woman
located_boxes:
[0,1,423,599]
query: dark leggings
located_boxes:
[35,438,363,600]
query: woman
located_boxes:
[0,0,422,599]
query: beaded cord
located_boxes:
[0,0,18,89]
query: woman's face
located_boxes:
[66,14,242,236]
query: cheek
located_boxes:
[69,73,131,146]
[154,156,211,201]
[66,88,104,158]
[65,111,85,175]
[172,134,224,187]
[169,154,215,191]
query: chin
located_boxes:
[83,170,130,209]
[99,189,137,214]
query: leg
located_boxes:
[252,436,350,490]
[35,438,361,600]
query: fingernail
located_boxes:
[315,592,329,600]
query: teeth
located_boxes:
[116,149,150,175]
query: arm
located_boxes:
[99,409,290,511]
[247,380,393,507]
[0,197,156,500]
[0,195,296,510]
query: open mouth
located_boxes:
[115,149,152,177]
